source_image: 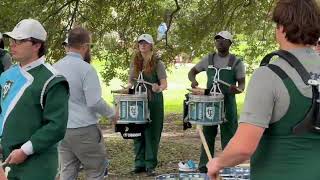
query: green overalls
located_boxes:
[199,54,239,172]
[133,63,164,170]
[251,64,320,180]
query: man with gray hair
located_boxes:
[54,27,115,180]
[0,18,69,179]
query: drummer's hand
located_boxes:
[152,83,161,92]
[189,88,205,95]
[229,85,242,94]
[5,149,27,165]
[191,81,199,88]
[207,157,223,180]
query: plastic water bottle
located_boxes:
[157,22,167,41]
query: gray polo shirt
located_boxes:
[239,48,320,128]
[194,53,246,79]
[53,52,115,128]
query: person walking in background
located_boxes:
[54,27,115,180]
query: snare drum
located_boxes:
[187,94,225,126]
[156,173,209,180]
[114,94,149,124]
[220,167,250,180]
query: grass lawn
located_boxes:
[92,61,247,115]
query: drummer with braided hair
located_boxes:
[126,33,167,176]
[188,31,246,173]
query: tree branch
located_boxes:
[165,0,181,47]
[67,0,80,30]
[43,0,77,23]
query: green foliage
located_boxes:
[1,0,278,83]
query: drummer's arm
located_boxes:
[188,67,200,88]
[232,60,246,94]
[234,77,245,93]
[158,79,167,92]
[208,123,264,168]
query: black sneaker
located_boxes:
[131,167,145,174]
[198,167,207,173]
[104,167,108,178]
[146,168,156,176]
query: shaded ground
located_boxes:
[91,113,222,180]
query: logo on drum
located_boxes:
[206,107,214,119]
[129,105,138,118]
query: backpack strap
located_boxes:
[227,54,236,67]
[260,50,310,84]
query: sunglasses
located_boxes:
[9,38,32,45]
[317,41,320,46]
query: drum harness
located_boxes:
[260,50,320,134]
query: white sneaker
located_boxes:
[178,161,195,172]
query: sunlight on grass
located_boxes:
[92,61,247,115]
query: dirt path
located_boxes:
[95,113,222,180]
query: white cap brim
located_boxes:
[138,38,153,44]
[4,31,30,40]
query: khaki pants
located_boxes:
[59,124,108,180]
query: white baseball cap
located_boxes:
[215,31,233,42]
[4,19,47,41]
[137,34,154,44]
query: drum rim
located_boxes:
[114,94,147,97]
[188,94,224,101]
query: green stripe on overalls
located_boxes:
[133,63,164,169]
[199,54,238,171]
[251,65,320,180]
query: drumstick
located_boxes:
[197,125,223,180]
[217,80,243,92]
[0,162,7,167]
[111,89,129,94]
[196,125,212,159]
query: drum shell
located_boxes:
[187,94,225,126]
[114,94,149,124]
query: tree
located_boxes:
[0,0,278,83]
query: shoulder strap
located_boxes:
[227,54,236,67]
[208,53,215,66]
[267,64,289,80]
[260,50,310,85]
